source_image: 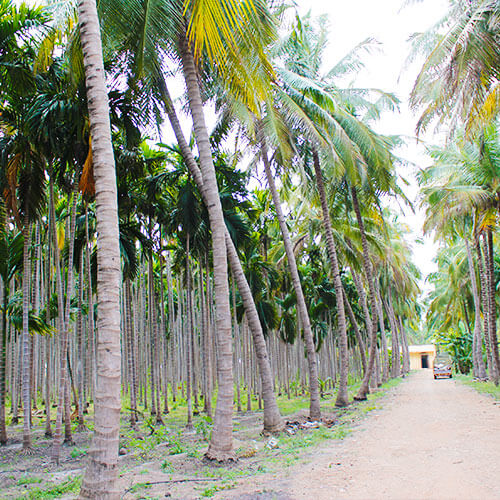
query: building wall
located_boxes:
[409,350,436,370]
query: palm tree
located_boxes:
[0,202,23,445]
[261,12,402,403]
[95,0,279,457]
[76,0,122,495]
[0,0,47,101]
[411,0,500,133]
[0,93,48,453]
[23,55,93,455]
[159,93,283,434]
[420,128,500,382]
[464,236,488,379]
[256,128,321,419]
[0,0,48,452]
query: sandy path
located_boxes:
[223,371,500,500]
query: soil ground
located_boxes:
[218,370,500,500]
[0,371,499,499]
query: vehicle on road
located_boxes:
[433,354,452,379]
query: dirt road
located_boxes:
[223,371,500,500]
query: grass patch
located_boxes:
[127,481,152,493]
[16,476,42,486]
[456,374,500,400]
[70,447,87,459]
[19,476,81,499]
[199,483,234,497]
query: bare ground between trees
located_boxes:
[1,372,498,499]
[217,371,500,500]
[0,380,395,499]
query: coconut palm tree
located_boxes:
[94,0,279,458]
[259,11,403,402]
[76,0,122,494]
[419,129,500,381]
[411,0,500,134]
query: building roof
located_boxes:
[408,344,436,353]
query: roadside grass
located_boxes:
[147,376,405,498]
[455,374,500,400]
[258,376,404,471]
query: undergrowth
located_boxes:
[456,374,500,400]
[19,476,82,499]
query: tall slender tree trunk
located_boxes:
[166,253,177,408]
[0,279,8,445]
[486,230,500,385]
[232,277,242,413]
[21,216,32,451]
[464,238,487,379]
[50,177,67,462]
[312,150,349,407]
[54,182,79,459]
[152,299,163,425]
[31,224,41,410]
[84,206,97,401]
[125,279,137,427]
[351,269,372,371]
[76,259,86,430]
[147,251,157,418]
[259,129,321,420]
[12,339,21,424]
[158,255,169,415]
[398,318,410,375]
[64,186,79,440]
[185,235,193,429]
[477,238,494,378]
[224,235,282,431]
[351,187,378,401]
[374,279,389,382]
[44,336,52,438]
[199,261,212,418]
[343,290,367,375]
[180,35,234,460]
[162,79,282,433]
[385,294,401,378]
[77,0,122,494]
[44,211,53,438]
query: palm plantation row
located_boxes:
[415,0,500,384]
[1,0,499,497]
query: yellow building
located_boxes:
[408,344,437,370]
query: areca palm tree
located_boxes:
[0,2,48,452]
[0,202,23,445]
[0,84,48,452]
[24,56,92,456]
[0,0,47,100]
